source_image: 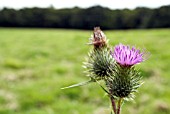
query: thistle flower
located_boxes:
[111,44,148,66]
[107,44,148,99]
[62,27,150,114]
[88,27,108,49]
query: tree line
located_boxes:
[0,5,170,29]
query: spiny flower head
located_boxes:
[83,48,115,81]
[111,44,148,66]
[88,27,108,49]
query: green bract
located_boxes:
[106,64,143,100]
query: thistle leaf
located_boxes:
[61,80,93,89]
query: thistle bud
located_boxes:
[83,48,115,81]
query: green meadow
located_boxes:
[0,28,170,114]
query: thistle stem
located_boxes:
[117,98,123,114]
[110,96,116,114]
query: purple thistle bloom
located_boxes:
[111,44,148,66]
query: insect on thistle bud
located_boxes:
[88,27,108,49]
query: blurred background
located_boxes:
[0,0,170,114]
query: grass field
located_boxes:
[0,28,170,114]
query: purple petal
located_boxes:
[112,44,147,66]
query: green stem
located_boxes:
[117,98,123,114]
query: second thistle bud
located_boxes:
[84,27,114,81]
[83,48,115,81]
